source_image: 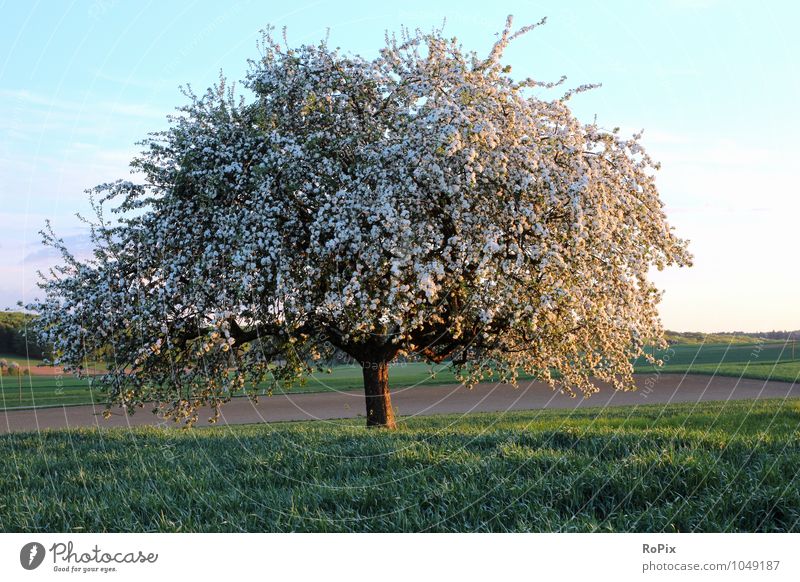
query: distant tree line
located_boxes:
[665,329,800,345]
[0,312,49,359]
[723,330,800,340]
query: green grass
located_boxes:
[1,341,797,410]
[634,342,800,383]
[1,398,798,532]
[665,361,800,383]
[0,374,98,408]
[0,363,458,409]
[634,341,795,366]
[283,360,458,392]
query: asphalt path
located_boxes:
[1,374,797,434]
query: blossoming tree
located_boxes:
[30,17,691,428]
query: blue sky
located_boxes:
[1,0,798,331]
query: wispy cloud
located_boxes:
[22,232,94,264]
[104,101,169,120]
[0,88,169,121]
[664,0,719,8]
[91,70,176,92]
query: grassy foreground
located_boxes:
[1,398,799,532]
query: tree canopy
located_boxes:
[29,17,691,427]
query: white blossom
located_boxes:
[28,17,691,425]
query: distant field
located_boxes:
[634,341,796,366]
[1,398,798,532]
[663,331,767,345]
[1,341,796,410]
[634,341,799,383]
[0,375,101,408]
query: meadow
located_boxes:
[1,398,798,532]
[1,341,797,410]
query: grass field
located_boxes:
[1,341,797,410]
[634,341,800,382]
[1,398,798,532]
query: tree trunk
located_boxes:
[362,361,396,429]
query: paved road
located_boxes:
[1,374,797,434]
